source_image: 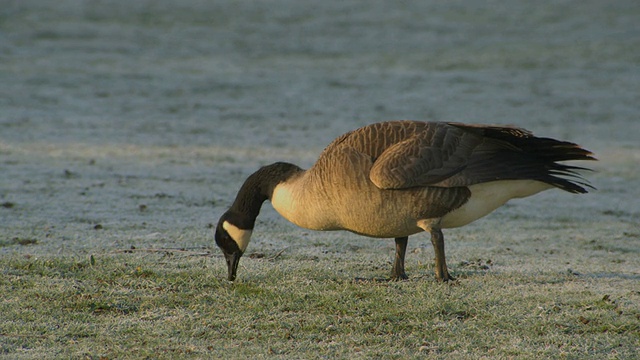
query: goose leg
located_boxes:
[430,228,454,282]
[391,236,409,280]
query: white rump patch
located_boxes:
[222,221,252,252]
[440,180,553,228]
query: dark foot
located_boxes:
[436,271,455,282]
[390,272,409,281]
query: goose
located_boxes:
[214,120,595,282]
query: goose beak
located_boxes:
[225,251,242,281]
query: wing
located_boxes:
[321,120,595,193]
[369,123,484,189]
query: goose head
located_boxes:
[215,212,253,281]
[214,162,303,281]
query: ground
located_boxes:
[1,1,639,358]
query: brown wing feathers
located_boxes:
[370,126,479,189]
[323,121,594,194]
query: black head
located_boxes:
[214,212,253,281]
[213,162,301,281]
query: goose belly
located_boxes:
[271,182,422,237]
[440,180,553,228]
[328,191,427,238]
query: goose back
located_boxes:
[318,121,594,193]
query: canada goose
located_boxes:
[214,121,595,282]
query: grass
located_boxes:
[1,251,638,359]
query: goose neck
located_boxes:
[229,162,303,225]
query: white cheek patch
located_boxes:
[222,221,252,252]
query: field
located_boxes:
[1,1,639,358]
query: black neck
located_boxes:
[228,162,302,228]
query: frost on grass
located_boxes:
[1,0,639,358]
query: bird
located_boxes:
[214,120,595,282]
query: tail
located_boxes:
[448,123,597,194]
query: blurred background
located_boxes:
[1,0,638,253]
